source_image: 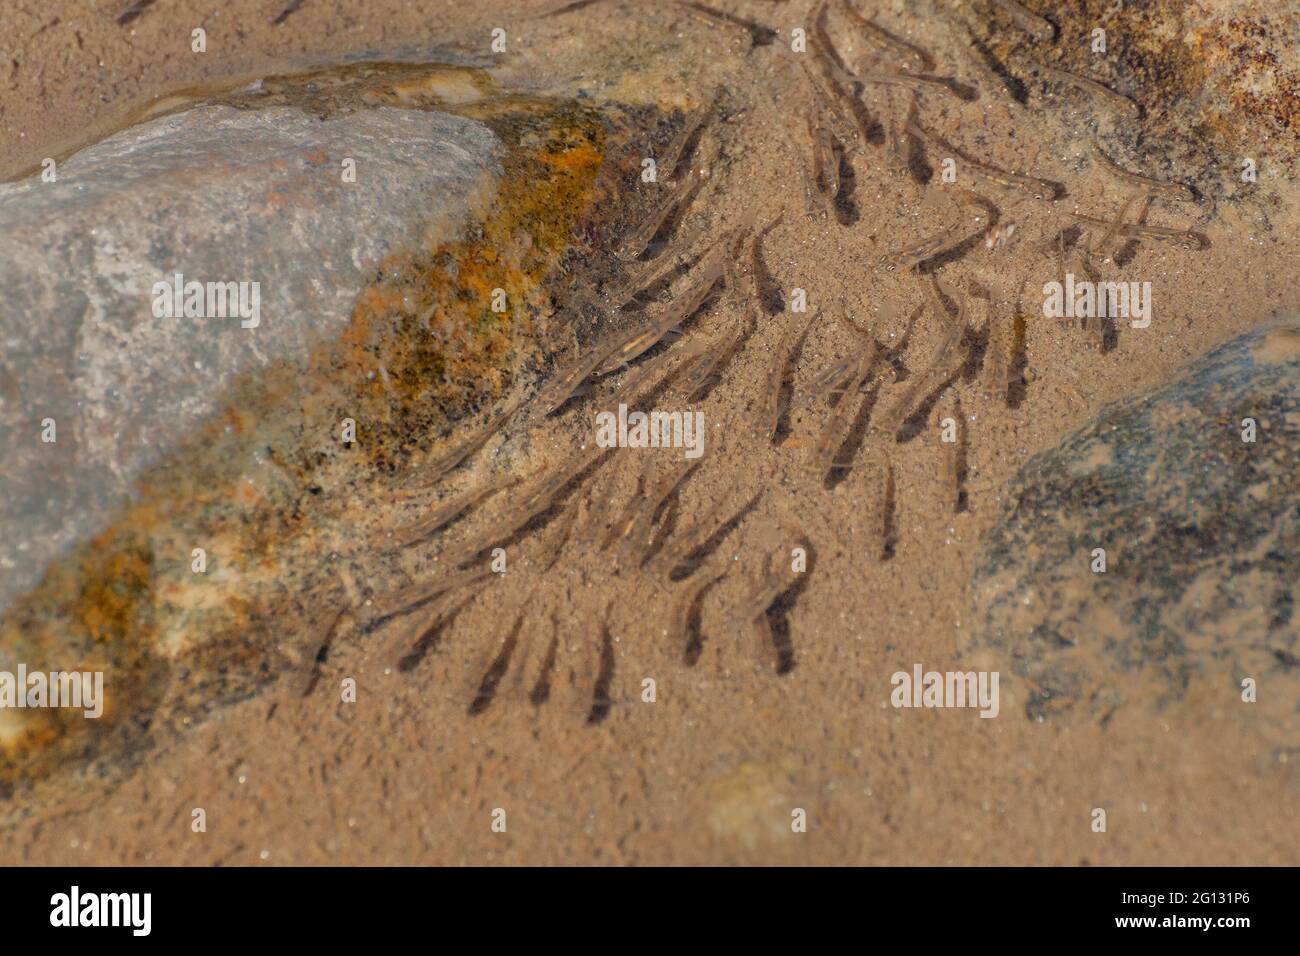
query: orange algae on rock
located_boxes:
[0,65,606,798]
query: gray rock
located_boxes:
[0,102,502,612]
[968,323,1300,723]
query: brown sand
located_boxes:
[2,0,1298,864]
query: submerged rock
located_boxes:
[968,323,1300,727]
[0,97,502,613]
[0,63,609,794]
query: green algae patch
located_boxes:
[0,64,607,798]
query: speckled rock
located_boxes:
[968,323,1300,725]
[0,100,501,613]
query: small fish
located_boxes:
[537,332,627,416]
[396,473,520,548]
[941,396,966,514]
[1071,211,1204,250]
[676,568,728,665]
[1091,193,1141,259]
[907,116,1059,201]
[874,278,968,435]
[838,0,933,72]
[858,70,964,101]
[883,192,997,270]
[809,342,879,474]
[651,490,762,580]
[979,295,1010,403]
[661,90,721,181]
[809,114,841,203]
[365,565,495,629]
[539,0,610,17]
[741,557,792,619]
[611,336,710,409]
[673,322,741,403]
[601,461,652,551]
[595,243,730,375]
[808,357,856,394]
[674,0,778,46]
[459,449,614,566]
[403,387,526,489]
[798,58,859,150]
[761,310,821,443]
[1089,141,1196,202]
[619,460,700,565]
[1029,61,1140,119]
[810,2,883,143]
[614,177,703,262]
[987,0,1053,43]
[936,8,1024,111]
